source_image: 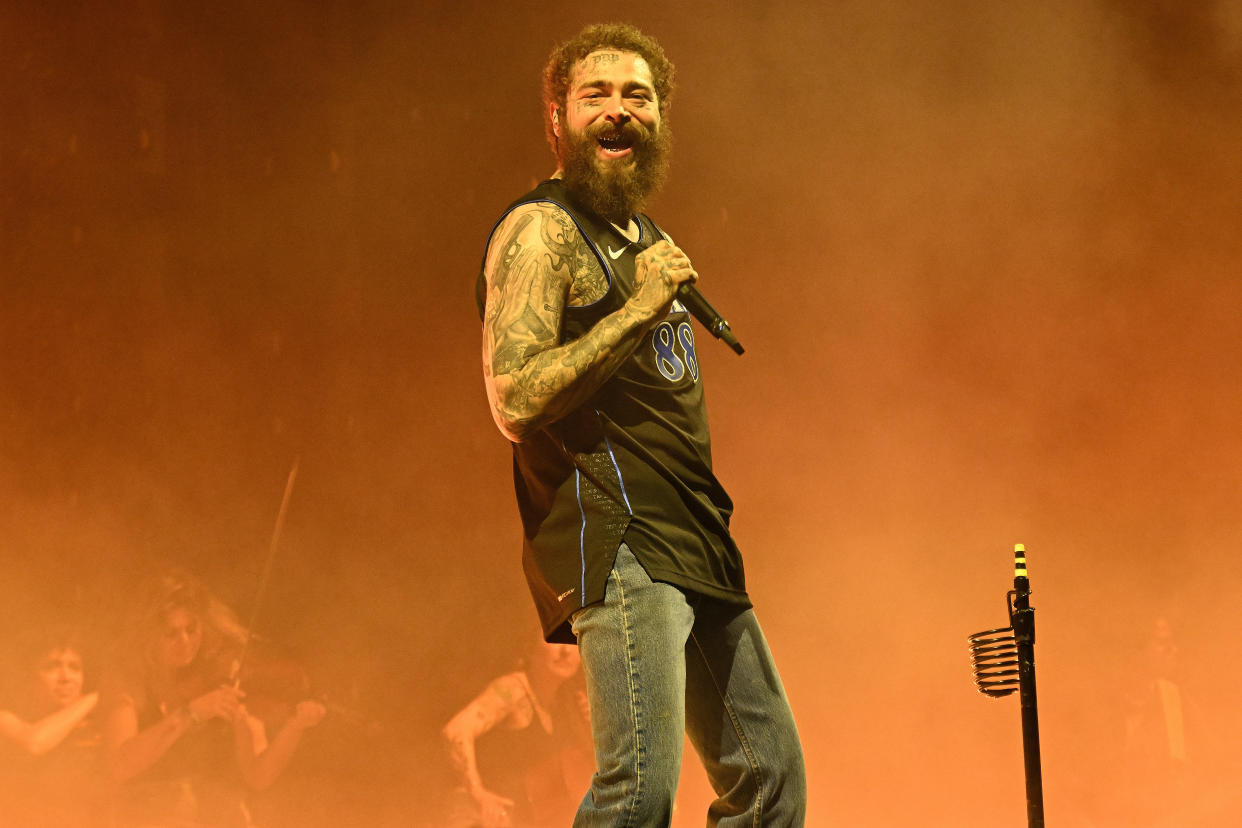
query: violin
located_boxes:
[214,639,380,733]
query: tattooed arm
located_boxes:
[482,202,697,442]
[442,673,531,824]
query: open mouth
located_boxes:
[597,133,635,156]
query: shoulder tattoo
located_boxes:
[535,206,606,306]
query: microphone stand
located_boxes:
[1011,545,1045,828]
[968,544,1045,828]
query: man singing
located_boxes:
[478,23,806,827]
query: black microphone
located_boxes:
[678,284,745,355]
[630,231,744,355]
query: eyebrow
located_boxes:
[573,78,655,94]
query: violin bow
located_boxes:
[234,457,300,682]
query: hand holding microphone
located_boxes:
[632,240,744,355]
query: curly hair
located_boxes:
[541,23,676,156]
[2,625,92,711]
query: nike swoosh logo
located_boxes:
[606,244,627,260]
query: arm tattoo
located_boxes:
[540,208,576,272]
[482,203,650,440]
[538,207,606,305]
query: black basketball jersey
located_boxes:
[479,179,748,642]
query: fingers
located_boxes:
[628,241,700,323]
[191,685,246,722]
[641,240,694,271]
[477,791,517,828]
[662,250,698,287]
[213,693,241,721]
[295,700,328,728]
[663,256,697,286]
[217,686,244,712]
[635,244,698,291]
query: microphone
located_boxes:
[630,231,744,355]
[678,284,745,355]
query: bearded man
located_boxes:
[478,23,806,827]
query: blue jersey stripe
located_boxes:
[602,430,634,516]
[573,464,587,602]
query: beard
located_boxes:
[558,117,672,224]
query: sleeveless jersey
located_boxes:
[479,179,748,642]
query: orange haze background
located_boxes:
[3,1,1241,825]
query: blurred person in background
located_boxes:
[477,22,805,827]
[0,624,104,826]
[100,568,325,827]
[1110,615,1197,827]
[441,638,593,828]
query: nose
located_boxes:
[604,95,631,124]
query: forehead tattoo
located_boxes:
[572,52,653,94]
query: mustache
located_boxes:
[587,118,652,145]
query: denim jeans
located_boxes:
[571,544,806,827]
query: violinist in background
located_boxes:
[441,637,593,828]
[1110,614,1197,827]
[0,625,103,827]
[100,569,326,828]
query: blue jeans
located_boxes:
[571,544,806,827]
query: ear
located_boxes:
[549,103,561,138]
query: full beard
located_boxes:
[558,119,672,225]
